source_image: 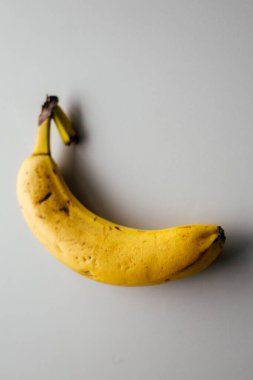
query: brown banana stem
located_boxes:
[38,95,59,126]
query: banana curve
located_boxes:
[17,153,225,286]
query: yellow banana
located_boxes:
[17,96,226,286]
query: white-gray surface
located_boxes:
[1,1,253,379]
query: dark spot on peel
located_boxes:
[59,206,69,216]
[114,226,121,231]
[37,192,52,204]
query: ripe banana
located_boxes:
[17,96,226,286]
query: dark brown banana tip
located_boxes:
[38,95,59,125]
[70,135,79,144]
[65,135,79,146]
[218,226,226,242]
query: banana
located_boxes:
[17,96,226,286]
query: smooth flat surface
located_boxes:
[1,1,253,379]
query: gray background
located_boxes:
[1,1,253,379]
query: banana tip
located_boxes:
[218,226,226,242]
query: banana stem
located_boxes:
[32,95,78,155]
[33,118,51,155]
[33,96,58,155]
[52,105,78,145]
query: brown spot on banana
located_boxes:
[59,206,69,215]
[37,192,52,204]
